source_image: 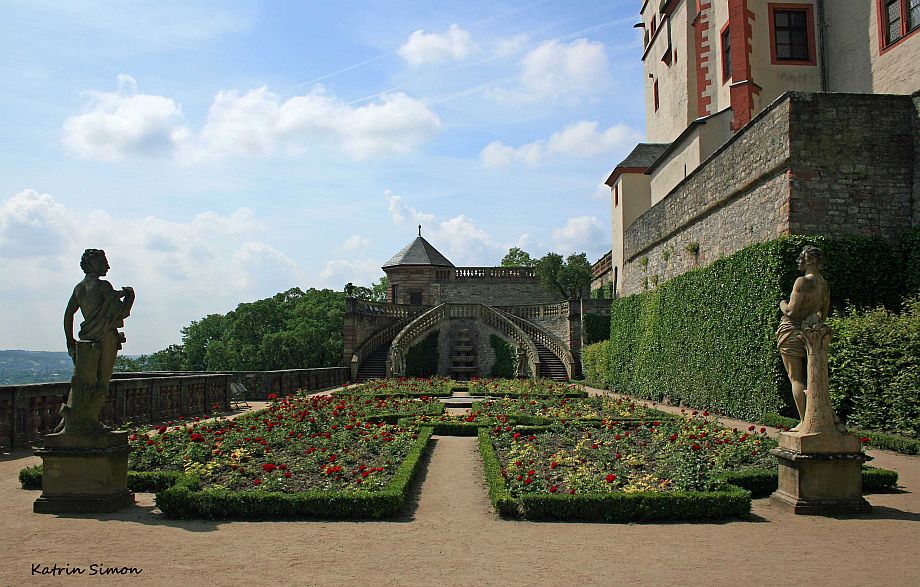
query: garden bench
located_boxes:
[230,381,251,409]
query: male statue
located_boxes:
[56,249,134,435]
[776,246,829,431]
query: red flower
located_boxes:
[284,472,292,478]
[550,461,558,469]
[860,437,870,444]
[262,463,277,473]
[748,425,756,431]
[523,477,533,485]
[268,393,279,401]
[605,474,616,483]
[692,443,701,450]
[549,485,558,493]
[253,479,262,486]
[760,427,767,434]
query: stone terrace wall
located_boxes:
[435,278,558,306]
[0,367,348,449]
[788,93,915,237]
[622,92,919,296]
[622,96,793,295]
[913,91,920,226]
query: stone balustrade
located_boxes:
[0,367,348,449]
[451,267,537,280]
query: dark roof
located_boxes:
[605,143,670,185]
[382,236,455,268]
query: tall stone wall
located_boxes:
[913,91,920,227]
[622,96,793,295]
[788,93,914,237]
[622,92,918,297]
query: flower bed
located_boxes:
[468,378,588,397]
[336,376,454,397]
[478,396,672,422]
[480,413,780,521]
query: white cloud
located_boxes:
[383,191,506,266]
[398,24,477,66]
[184,85,442,163]
[480,120,640,168]
[0,189,303,352]
[551,216,607,256]
[546,121,640,156]
[491,38,610,103]
[318,259,384,289]
[64,78,442,164]
[62,75,189,162]
[339,235,372,254]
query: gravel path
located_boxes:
[2,391,919,586]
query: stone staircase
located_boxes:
[356,344,389,382]
[536,343,568,381]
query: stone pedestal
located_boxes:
[33,431,134,514]
[770,431,871,515]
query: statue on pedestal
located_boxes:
[770,246,869,515]
[514,344,527,378]
[35,249,135,513]
[55,249,134,435]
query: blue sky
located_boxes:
[0,0,645,352]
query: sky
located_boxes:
[0,0,646,353]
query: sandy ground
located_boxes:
[2,389,919,587]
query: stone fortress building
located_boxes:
[343,232,610,382]
[603,0,920,296]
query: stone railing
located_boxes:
[348,299,426,318]
[387,303,449,375]
[479,305,540,378]
[0,367,349,449]
[452,267,538,280]
[0,373,230,449]
[496,301,570,320]
[498,310,574,380]
[350,318,414,380]
[386,303,541,378]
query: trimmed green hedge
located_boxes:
[826,297,920,437]
[606,234,911,422]
[760,413,920,455]
[477,428,519,516]
[155,427,434,519]
[581,341,610,388]
[20,466,182,493]
[489,334,514,378]
[406,330,439,377]
[717,466,898,498]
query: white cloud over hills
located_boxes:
[0,189,302,352]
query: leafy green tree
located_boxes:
[535,252,593,299]
[351,276,388,302]
[145,344,185,371]
[501,247,535,267]
[181,314,227,371]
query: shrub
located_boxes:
[827,297,920,437]
[607,235,907,421]
[581,340,610,388]
[405,331,439,377]
[489,334,514,378]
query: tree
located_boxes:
[501,247,535,267]
[180,314,227,371]
[535,252,593,299]
[351,276,388,302]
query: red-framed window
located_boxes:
[653,79,659,111]
[878,0,920,51]
[721,23,732,82]
[613,184,619,207]
[768,4,817,65]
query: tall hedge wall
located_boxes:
[606,234,911,421]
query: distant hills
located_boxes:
[0,350,73,385]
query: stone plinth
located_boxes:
[33,431,133,514]
[770,432,870,515]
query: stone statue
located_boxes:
[770,246,869,514]
[776,246,830,431]
[515,344,527,378]
[392,348,406,377]
[56,249,134,435]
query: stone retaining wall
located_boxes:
[622,92,918,296]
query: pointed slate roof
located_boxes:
[382,236,455,268]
